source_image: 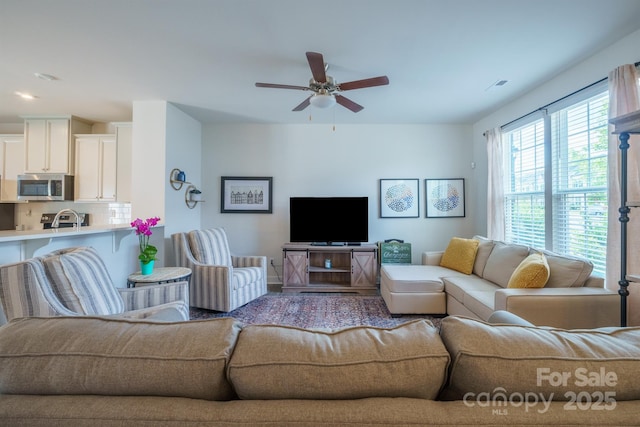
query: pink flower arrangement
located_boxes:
[131,217,161,264]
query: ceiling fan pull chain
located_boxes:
[333,108,336,131]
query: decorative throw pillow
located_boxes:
[439,237,479,274]
[507,252,550,288]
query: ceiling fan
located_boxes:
[255,52,389,113]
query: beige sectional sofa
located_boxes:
[381,236,620,329]
[1,314,639,426]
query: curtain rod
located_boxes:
[499,77,607,130]
[484,61,640,136]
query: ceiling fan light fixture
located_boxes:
[309,92,336,109]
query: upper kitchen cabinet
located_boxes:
[23,116,92,174]
[74,134,117,202]
[0,134,25,201]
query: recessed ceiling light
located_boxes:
[34,72,57,81]
[15,91,38,100]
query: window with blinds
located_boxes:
[505,119,546,249]
[503,90,609,276]
[551,92,609,274]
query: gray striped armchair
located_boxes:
[172,228,267,312]
[0,246,189,323]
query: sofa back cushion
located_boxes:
[0,316,241,401]
[481,241,530,287]
[472,235,495,277]
[42,246,124,315]
[540,249,595,288]
[439,316,640,401]
[188,228,233,266]
[228,319,450,400]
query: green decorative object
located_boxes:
[140,260,155,275]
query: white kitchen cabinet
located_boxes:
[74,134,117,202]
[0,134,25,201]
[23,116,92,174]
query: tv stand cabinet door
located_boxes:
[283,250,308,287]
[351,251,377,287]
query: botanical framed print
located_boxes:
[425,178,465,218]
[379,178,420,218]
[221,176,272,213]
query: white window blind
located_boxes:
[503,89,608,276]
[551,92,608,275]
[505,119,546,249]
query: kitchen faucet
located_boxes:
[51,208,81,229]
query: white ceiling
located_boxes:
[2,0,640,126]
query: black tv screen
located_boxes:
[289,197,368,245]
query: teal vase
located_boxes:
[140,260,154,275]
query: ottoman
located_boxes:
[380,264,447,314]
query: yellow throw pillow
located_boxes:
[507,252,550,288]
[439,237,479,274]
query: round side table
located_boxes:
[127,266,192,288]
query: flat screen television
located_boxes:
[289,197,368,245]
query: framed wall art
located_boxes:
[221,176,273,213]
[379,178,420,218]
[425,178,465,218]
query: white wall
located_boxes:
[201,123,474,283]
[163,103,202,264]
[472,28,640,235]
[131,101,167,222]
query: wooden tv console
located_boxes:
[282,243,378,294]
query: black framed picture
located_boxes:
[379,178,420,218]
[425,178,465,218]
[221,176,272,213]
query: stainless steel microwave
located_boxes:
[17,174,74,201]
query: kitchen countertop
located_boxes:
[0,223,140,243]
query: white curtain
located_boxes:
[485,127,505,241]
[606,64,640,326]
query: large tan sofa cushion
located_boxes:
[381,264,447,293]
[0,317,241,401]
[541,249,594,287]
[481,241,529,287]
[228,319,450,400]
[471,235,495,277]
[440,316,640,401]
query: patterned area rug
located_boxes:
[189,293,443,329]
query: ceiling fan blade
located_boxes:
[256,82,309,91]
[338,76,389,91]
[335,95,364,113]
[306,51,327,83]
[292,96,312,111]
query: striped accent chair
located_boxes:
[0,258,77,321]
[172,228,267,312]
[0,247,190,323]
